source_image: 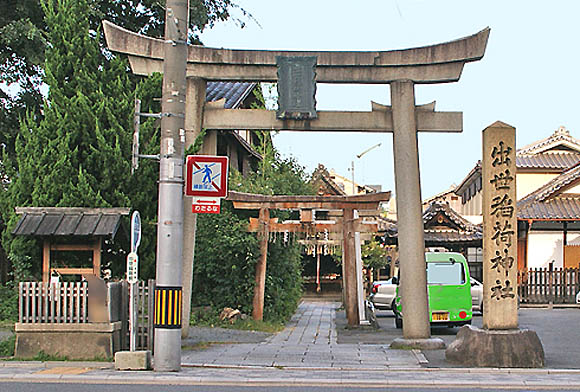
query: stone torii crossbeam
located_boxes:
[103,22,489,345]
[228,190,389,325]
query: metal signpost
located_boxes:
[128,211,141,352]
[185,155,229,214]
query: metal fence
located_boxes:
[124,279,155,351]
[19,281,89,323]
[518,268,580,304]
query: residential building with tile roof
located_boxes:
[205,81,263,176]
[454,126,580,270]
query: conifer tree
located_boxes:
[2,0,135,279]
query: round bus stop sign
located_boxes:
[131,211,141,253]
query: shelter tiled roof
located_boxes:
[206,82,256,109]
[13,207,130,237]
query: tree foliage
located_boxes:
[361,238,390,272]
[1,0,135,279]
[193,136,312,322]
[0,0,249,282]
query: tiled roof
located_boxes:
[423,202,481,233]
[516,153,580,171]
[520,163,580,203]
[518,163,580,219]
[455,161,481,195]
[423,184,457,205]
[381,202,482,245]
[456,127,580,194]
[12,207,130,237]
[425,230,482,243]
[227,131,262,160]
[311,165,347,196]
[518,197,580,220]
[517,126,580,155]
[206,82,256,109]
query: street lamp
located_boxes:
[350,143,382,195]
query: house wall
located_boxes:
[461,191,482,216]
[564,183,580,194]
[527,231,580,268]
[517,173,559,200]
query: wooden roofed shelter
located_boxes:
[228,191,390,326]
[12,207,130,283]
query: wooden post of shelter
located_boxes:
[228,191,389,325]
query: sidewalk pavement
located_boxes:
[2,300,580,389]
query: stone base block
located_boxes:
[15,322,121,360]
[445,325,544,367]
[390,337,446,350]
[115,350,151,370]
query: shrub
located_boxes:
[0,284,18,323]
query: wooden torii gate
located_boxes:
[103,22,489,342]
[228,190,390,325]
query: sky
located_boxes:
[199,0,580,199]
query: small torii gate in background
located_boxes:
[228,190,390,325]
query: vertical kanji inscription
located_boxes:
[482,122,518,329]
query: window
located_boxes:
[427,262,466,285]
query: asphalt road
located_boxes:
[336,307,580,369]
[3,383,578,392]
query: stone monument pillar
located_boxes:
[482,121,518,329]
[446,121,544,367]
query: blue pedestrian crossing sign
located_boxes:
[185,155,229,198]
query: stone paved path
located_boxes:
[181,301,422,368]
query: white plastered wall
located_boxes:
[517,173,559,200]
[527,231,580,268]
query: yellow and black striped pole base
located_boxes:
[154,286,182,329]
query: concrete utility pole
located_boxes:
[154,0,189,372]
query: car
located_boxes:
[576,291,580,304]
[393,252,473,328]
[369,278,398,311]
[471,278,483,313]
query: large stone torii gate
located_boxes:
[104,22,489,348]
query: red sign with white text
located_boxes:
[192,197,221,214]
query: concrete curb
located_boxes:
[0,360,114,369]
[181,362,580,375]
[5,359,580,375]
[1,372,580,389]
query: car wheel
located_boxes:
[395,316,403,329]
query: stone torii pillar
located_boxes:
[103,22,490,348]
